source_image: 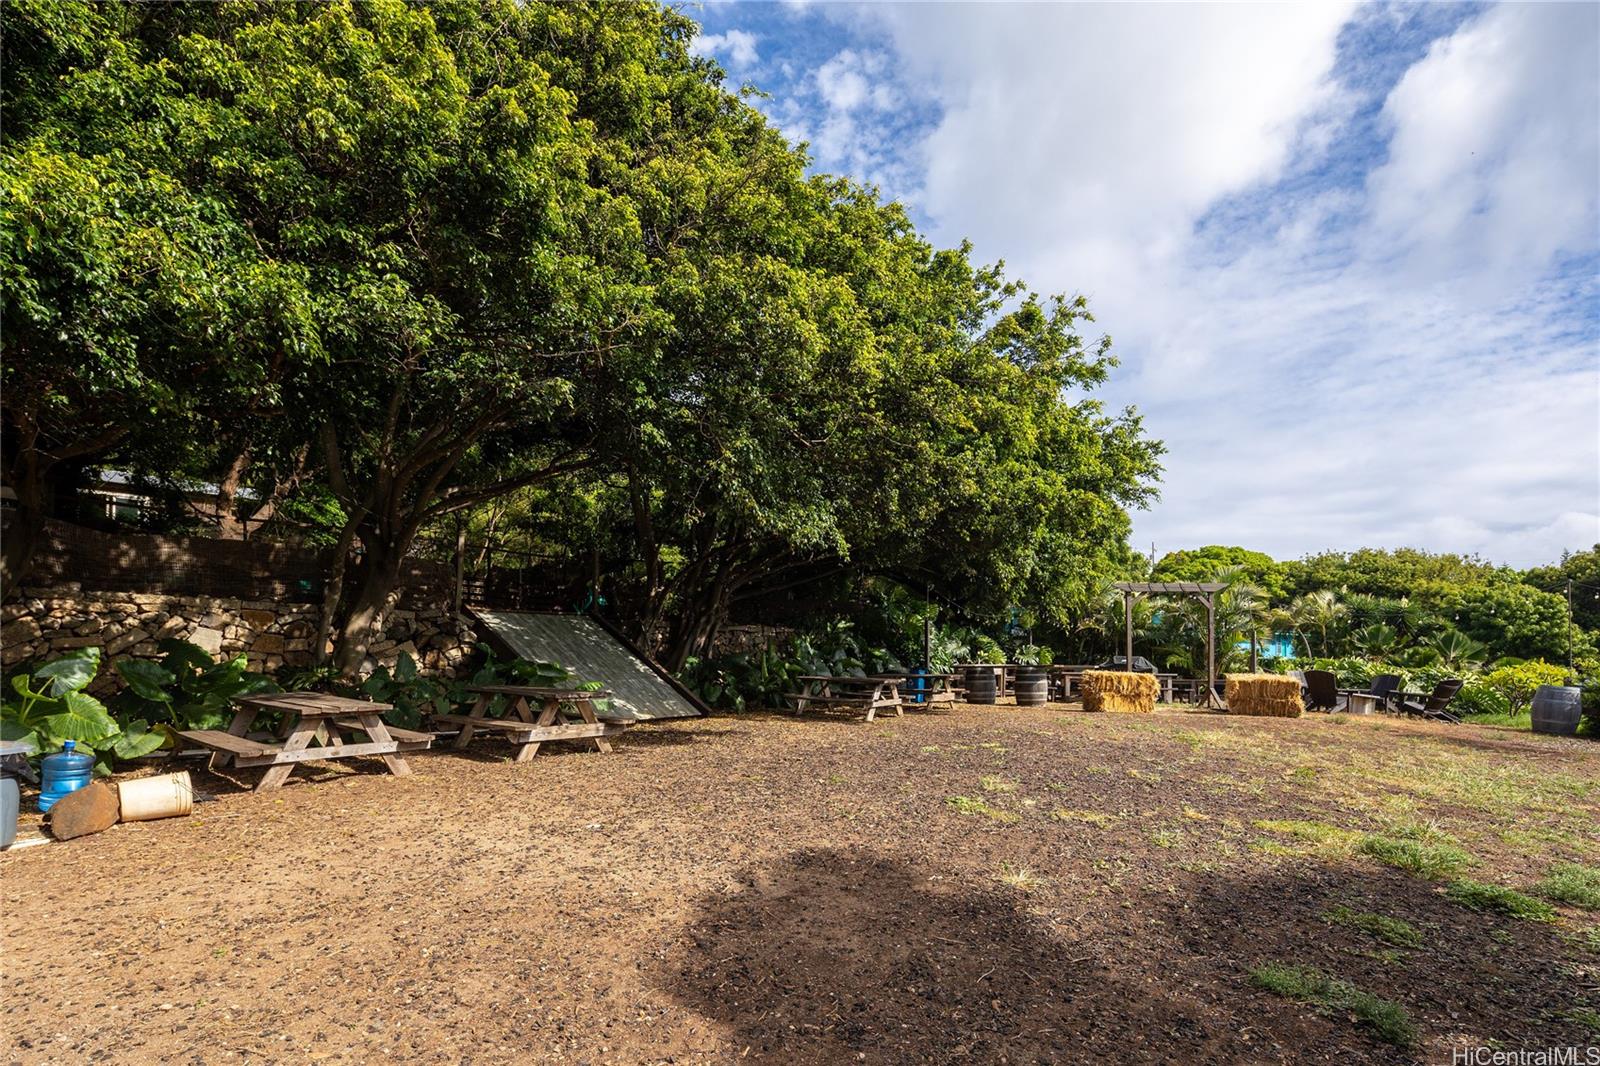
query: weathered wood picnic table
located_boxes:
[181,692,433,792]
[870,672,957,709]
[434,684,626,762]
[787,675,903,721]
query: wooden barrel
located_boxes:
[1014,666,1048,706]
[965,667,998,704]
[1531,685,1582,736]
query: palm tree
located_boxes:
[1425,629,1487,671]
[1285,590,1346,657]
[1155,566,1264,674]
[1350,623,1401,660]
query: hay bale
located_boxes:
[1224,673,1304,718]
[1080,670,1159,714]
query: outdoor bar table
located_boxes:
[181,692,432,791]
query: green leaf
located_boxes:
[115,659,176,702]
[40,690,118,745]
[159,639,215,678]
[112,719,166,760]
[395,653,418,682]
[35,648,101,695]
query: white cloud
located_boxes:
[1365,3,1600,291]
[812,2,1600,567]
[693,29,759,72]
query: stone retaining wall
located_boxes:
[1,586,475,681]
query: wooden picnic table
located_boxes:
[181,692,433,792]
[435,685,626,762]
[788,675,903,722]
[870,672,957,709]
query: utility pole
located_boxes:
[1567,579,1575,680]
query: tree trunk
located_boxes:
[213,445,252,540]
[1,426,48,601]
[332,533,406,676]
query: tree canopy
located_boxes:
[1,0,1163,671]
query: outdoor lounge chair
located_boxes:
[1341,673,1401,711]
[1394,679,1465,724]
[1302,670,1347,713]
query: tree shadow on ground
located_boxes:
[660,846,1271,1064]
[661,847,1598,1064]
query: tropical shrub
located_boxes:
[2,649,165,772]
[112,640,279,732]
[1482,661,1571,717]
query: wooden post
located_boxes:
[1124,591,1134,669]
[453,523,467,615]
[924,616,933,670]
[1205,593,1218,709]
[1249,631,1258,673]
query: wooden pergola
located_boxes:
[1111,581,1227,709]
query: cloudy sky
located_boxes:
[690,1,1600,569]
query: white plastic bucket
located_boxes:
[117,772,194,822]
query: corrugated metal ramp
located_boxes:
[469,610,702,721]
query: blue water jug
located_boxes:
[39,740,94,813]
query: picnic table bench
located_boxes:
[435,685,626,762]
[181,692,432,792]
[786,675,903,722]
[870,672,957,709]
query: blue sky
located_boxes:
[689,1,1600,569]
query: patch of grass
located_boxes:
[1537,863,1600,910]
[996,862,1045,892]
[920,745,941,753]
[1323,905,1424,948]
[1151,829,1185,849]
[1052,808,1117,827]
[1445,879,1558,922]
[946,796,1020,824]
[980,775,1017,793]
[1249,963,1416,1048]
[1563,1006,1600,1035]
[1359,834,1472,879]
[1254,819,1361,852]
[1181,806,1210,821]
[1126,767,1161,782]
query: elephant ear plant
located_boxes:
[2,648,166,773]
[111,639,281,740]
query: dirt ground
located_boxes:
[3,702,1597,1065]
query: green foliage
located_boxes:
[3,648,164,772]
[682,623,877,711]
[111,640,279,731]
[1286,549,1500,600]
[360,654,459,731]
[1153,546,1287,600]
[1536,863,1600,910]
[1425,629,1488,670]
[1444,879,1557,922]
[1248,964,1417,1048]
[1359,833,1472,879]
[1483,661,1571,716]
[1322,905,1423,948]
[1523,545,1600,632]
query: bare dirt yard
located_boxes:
[4,703,1598,1065]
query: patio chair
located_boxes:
[1394,679,1465,724]
[1340,673,1400,710]
[1303,670,1347,713]
[1368,673,1401,710]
